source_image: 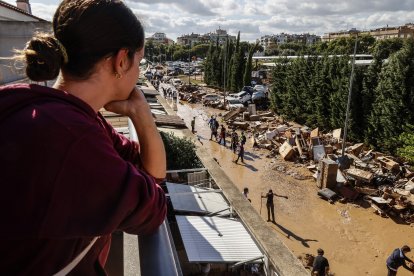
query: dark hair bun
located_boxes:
[24,33,63,81]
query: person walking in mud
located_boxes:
[312,248,330,276]
[242,187,251,202]
[230,130,239,153]
[218,125,226,146]
[234,142,244,164]
[240,131,247,146]
[386,245,414,276]
[208,116,218,140]
[261,189,287,222]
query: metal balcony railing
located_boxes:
[128,119,182,276]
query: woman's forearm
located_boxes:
[130,106,166,180]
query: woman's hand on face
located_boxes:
[104,86,149,117]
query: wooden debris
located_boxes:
[332,128,342,139]
[345,168,374,183]
[279,141,295,161]
[310,127,319,138]
[377,156,400,172]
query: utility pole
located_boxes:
[188,45,191,85]
[223,38,227,109]
[341,34,358,157]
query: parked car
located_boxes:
[202,94,220,102]
[170,78,182,87]
[225,97,244,110]
[253,85,266,92]
[235,91,252,104]
[242,86,254,95]
[252,91,266,102]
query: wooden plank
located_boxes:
[223,108,243,121]
[141,88,159,96]
[154,114,187,128]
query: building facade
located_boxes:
[259,33,320,50]
[322,23,414,42]
[177,28,236,47]
[145,32,174,45]
[0,0,51,84]
[176,33,209,47]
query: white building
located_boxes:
[145,32,174,45]
[259,33,320,50]
[176,33,208,47]
[203,28,236,45]
[0,0,51,84]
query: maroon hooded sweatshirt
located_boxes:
[0,84,166,275]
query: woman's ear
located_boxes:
[113,49,130,75]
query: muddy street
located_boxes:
[164,97,414,276]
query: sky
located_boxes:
[5,0,414,41]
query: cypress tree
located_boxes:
[243,43,257,86]
[369,39,414,153]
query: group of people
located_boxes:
[242,186,413,276]
[161,87,177,100]
[310,245,414,276]
[207,115,248,163]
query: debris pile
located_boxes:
[161,81,414,224]
[178,85,206,103]
[218,106,414,224]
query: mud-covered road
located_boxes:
[168,98,414,276]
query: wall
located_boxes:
[0,21,51,84]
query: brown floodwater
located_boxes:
[167,98,414,276]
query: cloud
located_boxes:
[128,0,216,16]
[5,0,412,42]
[30,3,57,21]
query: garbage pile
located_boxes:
[219,105,414,225]
[177,85,206,103]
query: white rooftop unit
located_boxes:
[175,216,263,263]
[167,182,231,216]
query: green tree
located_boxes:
[368,39,414,152]
[160,132,202,170]
[397,124,414,165]
[229,31,245,92]
[192,44,210,59]
[243,43,257,86]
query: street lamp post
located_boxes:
[188,45,191,85]
[223,39,228,110]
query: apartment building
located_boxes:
[177,28,236,47]
[145,32,174,45]
[176,32,209,47]
[259,33,320,50]
[322,23,414,42]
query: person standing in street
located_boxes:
[242,187,251,202]
[218,125,226,146]
[386,245,414,276]
[312,248,330,276]
[261,189,286,222]
[191,117,195,133]
[208,116,218,140]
